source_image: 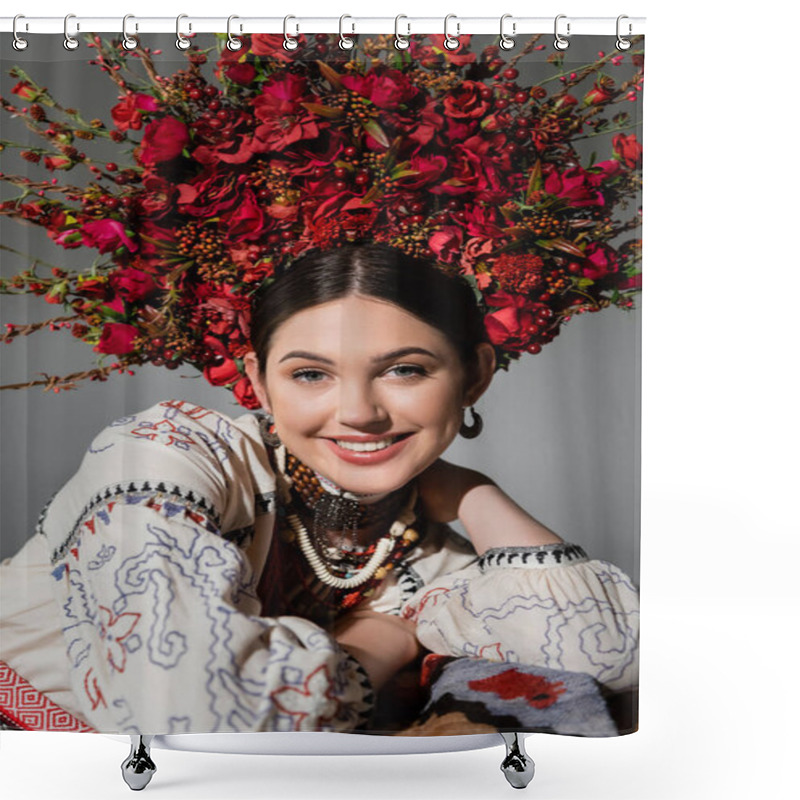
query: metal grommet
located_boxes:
[283,15,299,51]
[226,15,242,51]
[63,14,79,50]
[121,14,138,51]
[554,14,570,51]
[499,13,515,51]
[12,14,28,51]
[616,15,632,51]
[443,13,460,51]
[339,15,354,50]
[394,15,410,50]
[176,14,191,51]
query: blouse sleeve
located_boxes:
[400,543,639,692]
[39,401,372,734]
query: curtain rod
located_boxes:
[0,16,646,36]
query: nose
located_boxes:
[335,378,389,429]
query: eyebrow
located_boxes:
[278,347,441,365]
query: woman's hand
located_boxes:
[415,458,495,524]
[333,610,420,692]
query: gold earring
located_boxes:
[459,406,483,439]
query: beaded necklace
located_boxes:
[262,441,424,619]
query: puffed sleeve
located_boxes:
[400,543,638,692]
[39,400,372,734]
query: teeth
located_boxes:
[335,437,398,452]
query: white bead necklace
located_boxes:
[274,443,418,589]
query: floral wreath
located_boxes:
[0,32,643,409]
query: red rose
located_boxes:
[11,81,38,101]
[251,34,307,60]
[233,375,260,409]
[224,191,267,241]
[544,166,605,207]
[81,219,137,254]
[429,226,463,265]
[111,92,158,132]
[582,243,620,280]
[483,292,554,353]
[583,82,614,106]
[75,277,111,299]
[95,323,139,355]
[442,81,491,121]
[43,156,73,171]
[340,69,420,111]
[225,62,256,85]
[613,133,643,169]
[109,268,158,302]
[138,117,189,166]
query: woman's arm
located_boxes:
[333,610,420,691]
[416,459,562,556]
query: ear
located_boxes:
[243,351,272,415]
[463,343,496,407]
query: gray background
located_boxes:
[1,35,640,580]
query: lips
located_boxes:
[323,432,414,465]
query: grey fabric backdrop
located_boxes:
[0,36,641,580]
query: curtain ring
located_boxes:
[283,15,299,51]
[554,14,570,51]
[499,14,515,51]
[394,15,410,50]
[339,15,355,50]
[616,15,632,51]
[121,14,138,51]
[443,13,460,51]
[63,14,79,50]
[226,15,242,51]
[12,14,29,51]
[176,14,191,51]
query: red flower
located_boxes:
[582,242,620,280]
[429,226,463,265]
[110,92,158,132]
[613,133,643,169]
[251,34,307,60]
[95,323,139,354]
[225,62,256,85]
[224,190,267,241]
[11,81,39,101]
[81,219,137,254]
[43,155,73,171]
[340,68,420,111]
[583,82,614,106]
[484,291,554,352]
[138,116,189,166]
[233,375,260,409]
[442,81,491,121]
[109,268,158,302]
[544,165,606,207]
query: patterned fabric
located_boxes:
[404,655,619,737]
[0,660,95,732]
[401,544,639,692]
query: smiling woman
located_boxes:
[0,242,638,738]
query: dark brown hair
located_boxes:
[250,243,489,384]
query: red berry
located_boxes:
[105,162,118,172]
[503,68,519,81]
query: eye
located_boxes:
[387,364,428,380]
[291,368,328,383]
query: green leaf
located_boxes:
[316,61,345,90]
[540,237,585,258]
[363,119,390,148]
[526,161,543,201]
[300,102,344,119]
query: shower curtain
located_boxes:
[0,24,643,738]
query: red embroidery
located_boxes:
[83,668,107,711]
[270,664,343,730]
[468,668,566,709]
[97,606,141,673]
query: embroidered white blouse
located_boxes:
[0,399,638,735]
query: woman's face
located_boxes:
[245,294,481,498]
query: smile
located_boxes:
[324,433,413,464]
